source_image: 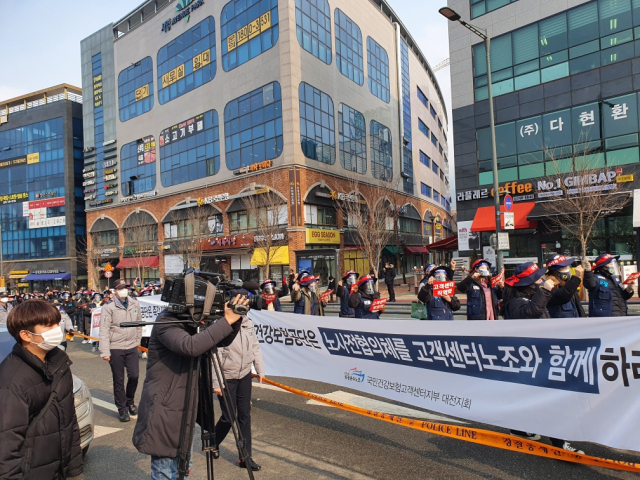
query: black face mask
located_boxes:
[557,270,571,283]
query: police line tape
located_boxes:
[252,375,640,473]
[67,332,149,353]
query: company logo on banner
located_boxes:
[90,295,167,338]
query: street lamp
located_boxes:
[439,7,503,273]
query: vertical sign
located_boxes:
[289,168,298,226]
[93,73,103,108]
[295,168,303,227]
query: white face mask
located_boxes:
[27,324,64,351]
[117,289,129,299]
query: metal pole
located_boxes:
[486,36,504,272]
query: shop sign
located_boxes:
[161,0,204,33]
[1,192,28,205]
[104,174,117,181]
[105,189,118,196]
[93,73,102,108]
[89,198,114,207]
[84,194,96,201]
[83,171,96,179]
[254,232,286,242]
[29,197,64,209]
[83,165,96,173]
[33,270,64,274]
[83,179,95,186]
[93,247,118,257]
[306,228,340,245]
[203,233,254,250]
[35,191,57,199]
[254,187,270,195]
[17,283,29,287]
[124,245,156,255]
[136,136,156,165]
[199,192,229,205]
[233,159,273,175]
[226,11,271,52]
[104,168,117,175]
[28,216,65,229]
[617,174,634,183]
[103,160,117,168]
[10,270,29,275]
[0,156,27,169]
[120,191,157,203]
[457,182,534,202]
[105,183,118,189]
[288,168,303,227]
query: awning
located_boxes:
[471,202,538,232]
[116,256,159,269]
[404,246,429,254]
[250,246,289,266]
[21,273,72,281]
[382,246,399,256]
[425,235,458,251]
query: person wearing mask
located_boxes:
[336,270,358,318]
[545,254,586,318]
[260,279,288,312]
[60,292,77,341]
[327,275,336,303]
[86,293,103,352]
[212,312,265,471]
[383,263,396,302]
[53,300,75,351]
[417,267,461,320]
[457,259,503,320]
[348,274,381,319]
[0,295,12,324]
[0,300,83,479]
[99,280,143,422]
[583,253,634,317]
[291,274,325,316]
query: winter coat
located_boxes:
[417,283,461,320]
[457,276,501,320]
[291,288,325,316]
[384,268,396,285]
[336,284,354,317]
[132,310,237,458]
[583,270,632,317]
[348,291,381,319]
[503,287,553,319]
[212,316,265,389]
[547,276,587,318]
[61,301,77,316]
[60,311,74,337]
[0,344,82,479]
[99,297,143,357]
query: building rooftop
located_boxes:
[0,84,83,118]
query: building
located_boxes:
[80,0,453,289]
[0,85,86,292]
[448,0,640,271]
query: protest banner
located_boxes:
[432,281,455,297]
[491,268,505,288]
[262,293,277,305]
[89,295,167,338]
[369,298,387,312]
[248,310,640,452]
[623,271,640,285]
[319,289,333,303]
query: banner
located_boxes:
[433,281,455,297]
[623,271,640,285]
[491,268,505,288]
[369,298,387,312]
[248,311,640,452]
[319,289,333,303]
[89,295,167,339]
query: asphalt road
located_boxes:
[67,340,640,480]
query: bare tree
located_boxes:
[168,202,215,272]
[123,213,158,285]
[76,235,102,291]
[541,147,632,261]
[1,260,21,294]
[241,172,288,280]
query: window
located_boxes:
[417,87,428,107]
[160,110,220,187]
[399,217,421,234]
[432,161,439,175]
[120,136,156,197]
[420,182,431,197]
[433,190,440,202]
[118,57,154,122]
[299,82,335,164]
[430,105,437,118]
[221,0,279,72]
[440,170,444,181]
[400,39,414,194]
[225,82,283,170]
[440,195,446,207]
[419,151,430,167]
[370,120,392,181]
[439,144,443,155]
[296,0,332,64]
[164,213,223,239]
[338,103,366,174]
[471,0,519,19]
[304,204,337,227]
[334,9,363,85]
[438,118,443,130]
[367,37,390,103]
[229,206,286,232]
[431,133,438,147]
[94,230,118,246]
[418,119,429,137]
[157,16,216,104]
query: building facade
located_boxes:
[0,85,86,292]
[81,0,453,289]
[448,0,640,271]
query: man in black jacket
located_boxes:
[0,300,83,479]
[457,259,503,320]
[383,263,396,302]
[133,295,248,477]
[545,254,586,318]
[583,253,634,317]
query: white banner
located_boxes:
[28,216,65,229]
[89,295,167,339]
[248,310,640,452]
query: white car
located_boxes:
[0,325,94,456]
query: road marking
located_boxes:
[92,397,119,413]
[93,425,123,439]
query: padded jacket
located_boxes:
[99,297,143,357]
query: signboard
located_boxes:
[28,197,65,210]
[104,271,113,279]
[10,270,29,276]
[227,11,271,52]
[161,0,205,32]
[134,84,150,102]
[634,189,640,228]
[17,283,29,288]
[27,153,40,164]
[491,267,505,288]
[504,194,513,211]
[202,233,254,251]
[503,211,515,230]
[28,216,65,229]
[457,220,479,251]
[93,248,117,258]
[0,155,38,169]
[498,232,510,250]
[433,281,455,297]
[120,191,157,203]
[93,73,103,108]
[306,228,340,245]
[623,271,640,285]
[136,135,156,165]
[34,190,57,199]
[200,192,229,205]
[319,289,333,303]
[160,112,206,149]
[289,168,299,227]
[0,192,28,205]
[233,159,273,175]
[369,298,387,312]
[483,246,496,267]
[164,254,186,275]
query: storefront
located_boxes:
[116,254,160,285]
[296,226,340,286]
[21,270,72,293]
[93,247,120,290]
[199,233,256,281]
[250,244,290,284]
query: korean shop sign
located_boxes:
[161,0,204,32]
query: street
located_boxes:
[68,340,640,480]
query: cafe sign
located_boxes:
[202,233,254,250]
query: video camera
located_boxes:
[161,268,264,319]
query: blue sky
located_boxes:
[0,0,454,202]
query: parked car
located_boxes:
[0,325,94,456]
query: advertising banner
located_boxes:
[89,295,167,339]
[249,311,640,452]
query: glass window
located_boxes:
[430,105,437,118]
[432,161,439,175]
[338,103,366,174]
[118,57,154,122]
[334,9,363,85]
[120,136,156,197]
[470,0,518,19]
[295,0,332,64]
[513,24,539,65]
[543,109,572,148]
[305,204,337,227]
[160,110,220,187]
[516,115,543,153]
[419,150,430,167]
[157,17,216,104]
[221,0,279,72]
[367,37,390,103]
[606,146,640,165]
[417,87,428,107]
[418,119,429,137]
[370,120,392,181]
[421,182,431,197]
[299,82,335,164]
[572,102,601,143]
[431,133,438,147]
[604,93,638,137]
[599,0,632,35]
[540,13,568,55]
[433,190,440,202]
[568,2,599,47]
[225,82,283,170]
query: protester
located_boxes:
[260,278,288,312]
[0,295,12,324]
[99,280,143,422]
[417,266,460,320]
[291,273,325,316]
[327,275,336,303]
[0,300,83,479]
[336,270,358,318]
[86,293,103,352]
[56,302,75,351]
[457,259,503,320]
[383,263,396,302]
[545,254,586,318]
[212,313,265,471]
[132,295,248,479]
[348,274,381,319]
[583,253,634,317]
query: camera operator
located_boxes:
[132,295,249,479]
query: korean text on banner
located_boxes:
[369,298,387,312]
[491,268,505,288]
[623,271,640,285]
[433,281,455,297]
[319,290,333,303]
[89,296,167,339]
[248,310,640,452]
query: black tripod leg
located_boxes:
[177,355,200,480]
[212,350,256,480]
[200,353,217,480]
